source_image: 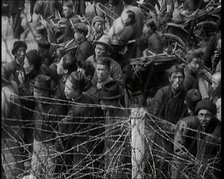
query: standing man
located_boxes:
[10,40,27,87]
[150,64,188,179]
[97,80,131,179]
[9,0,25,39]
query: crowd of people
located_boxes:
[1,0,221,179]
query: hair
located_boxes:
[84,62,95,79]
[2,61,13,84]
[145,19,157,32]
[62,54,77,74]
[126,10,135,24]
[186,49,204,63]
[97,57,111,70]
[123,0,134,5]
[67,71,85,91]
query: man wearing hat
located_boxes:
[59,71,101,178]
[70,22,94,63]
[97,80,131,178]
[2,61,25,179]
[87,16,105,42]
[171,98,221,179]
[10,40,27,87]
[29,74,63,178]
[149,64,188,179]
[86,35,122,85]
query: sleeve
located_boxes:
[173,120,189,158]
[111,63,123,83]
[117,25,135,43]
[152,88,164,117]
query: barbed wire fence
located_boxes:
[1,1,221,179]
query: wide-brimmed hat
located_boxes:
[31,74,55,92]
[97,80,124,100]
[92,16,104,26]
[11,41,27,55]
[94,35,113,51]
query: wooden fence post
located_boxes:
[130,108,146,179]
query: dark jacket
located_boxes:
[70,36,94,62]
[33,100,65,143]
[10,60,25,88]
[196,117,221,179]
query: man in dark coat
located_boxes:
[171,99,221,179]
[10,41,27,86]
[149,64,188,179]
[29,74,64,178]
[59,71,102,178]
[8,0,25,39]
[97,80,131,179]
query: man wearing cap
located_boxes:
[150,64,188,179]
[30,74,64,178]
[171,99,221,179]
[59,71,101,177]
[70,22,94,63]
[2,62,25,179]
[10,40,27,87]
[97,80,131,178]
[87,16,105,42]
[86,35,123,85]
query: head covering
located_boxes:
[31,74,54,92]
[73,22,88,36]
[26,50,42,69]
[94,35,113,51]
[167,64,185,77]
[97,80,124,100]
[185,89,202,112]
[195,98,217,116]
[12,41,27,55]
[92,16,104,26]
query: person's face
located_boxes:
[95,44,106,58]
[169,72,184,92]
[216,98,221,121]
[197,109,212,128]
[23,58,34,75]
[64,79,79,100]
[188,58,203,74]
[94,21,103,32]
[96,64,110,82]
[74,29,83,41]
[63,6,73,18]
[33,88,49,99]
[56,58,67,75]
[15,47,26,65]
[211,74,221,91]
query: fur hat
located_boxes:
[11,41,27,55]
[97,80,124,100]
[185,89,202,112]
[195,98,217,116]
